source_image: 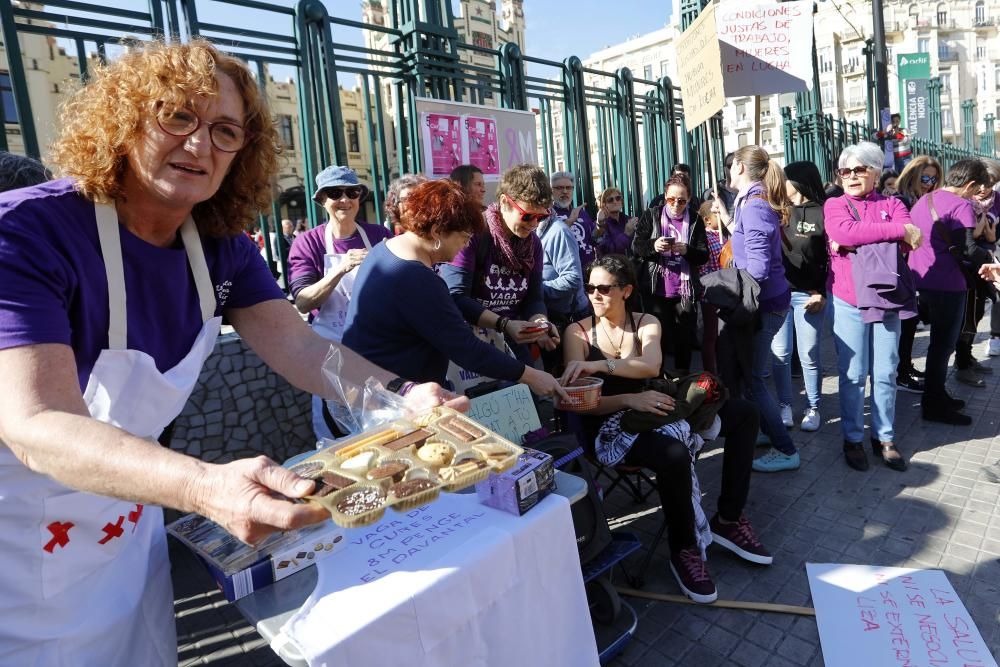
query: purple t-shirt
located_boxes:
[286,221,392,286]
[552,204,597,269]
[0,179,285,390]
[659,215,687,298]
[596,216,632,257]
[908,189,976,292]
[448,233,544,318]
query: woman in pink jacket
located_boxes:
[824,142,923,473]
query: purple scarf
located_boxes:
[485,202,536,274]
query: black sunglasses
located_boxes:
[584,283,622,295]
[324,186,363,200]
[920,174,939,185]
[837,166,871,179]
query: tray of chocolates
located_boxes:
[291,407,523,527]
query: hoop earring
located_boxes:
[433,238,442,251]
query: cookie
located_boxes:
[366,461,409,483]
[336,487,386,516]
[383,429,432,452]
[439,458,489,483]
[289,461,324,479]
[313,471,356,497]
[416,441,455,467]
[437,415,485,442]
[476,442,512,462]
[340,450,376,471]
[390,478,438,499]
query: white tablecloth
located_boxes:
[279,493,599,667]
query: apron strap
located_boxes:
[94,205,217,351]
[95,203,128,350]
[178,218,217,323]
[325,222,372,255]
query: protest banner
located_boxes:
[715,0,814,98]
[466,383,541,444]
[807,563,997,667]
[675,3,726,129]
[415,97,537,197]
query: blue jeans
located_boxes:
[771,291,826,410]
[920,289,966,400]
[750,309,797,455]
[831,296,901,443]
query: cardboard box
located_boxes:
[168,514,346,601]
[476,448,555,516]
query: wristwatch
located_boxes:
[386,377,408,394]
[605,358,616,375]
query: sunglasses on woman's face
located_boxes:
[505,196,549,223]
[584,283,621,295]
[325,187,363,200]
[665,196,688,206]
[606,195,623,202]
[837,166,870,179]
[920,174,939,185]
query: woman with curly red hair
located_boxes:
[343,179,565,399]
[0,40,461,663]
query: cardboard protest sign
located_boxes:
[807,563,997,667]
[675,2,726,129]
[715,0,814,97]
[467,383,541,444]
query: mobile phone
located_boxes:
[521,320,550,334]
[664,235,676,244]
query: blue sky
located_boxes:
[58,0,672,84]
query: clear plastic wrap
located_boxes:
[319,345,407,436]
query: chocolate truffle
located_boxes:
[390,478,438,499]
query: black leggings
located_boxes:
[621,398,758,555]
[647,295,696,373]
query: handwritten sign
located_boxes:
[675,3,725,129]
[715,1,813,97]
[466,383,541,444]
[807,563,998,667]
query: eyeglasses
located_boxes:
[504,196,549,224]
[665,196,688,206]
[606,195,623,202]
[552,185,574,191]
[323,187,363,201]
[584,283,621,295]
[920,174,939,185]
[155,103,250,153]
[836,166,871,179]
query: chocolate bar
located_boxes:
[382,429,432,452]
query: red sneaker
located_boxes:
[669,547,718,604]
[710,514,773,565]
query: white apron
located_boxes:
[311,223,371,440]
[0,203,222,666]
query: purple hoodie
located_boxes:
[824,191,910,307]
[730,182,790,313]
[596,214,632,257]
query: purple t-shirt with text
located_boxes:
[448,233,544,317]
[286,221,392,285]
[0,179,285,390]
[552,204,597,270]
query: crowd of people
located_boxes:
[2,39,999,662]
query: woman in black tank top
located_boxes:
[560,255,771,605]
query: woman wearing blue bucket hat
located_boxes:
[287,165,392,440]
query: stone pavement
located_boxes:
[171,319,1000,666]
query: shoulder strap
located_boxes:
[471,230,493,293]
[846,199,862,222]
[629,310,642,353]
[590,315,598,345]
[926,193,958,256]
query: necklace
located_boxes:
[600,318,627,359]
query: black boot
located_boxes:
[843,441,869,471]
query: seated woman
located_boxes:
[342,179,565,398]
[594,186,638,257]
[825,142,923,471]
[440,165,561,363]
[632,172,708,374]
[287,165,393,440]
[561,255,769,605]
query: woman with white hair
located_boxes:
[824,142,923,472]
